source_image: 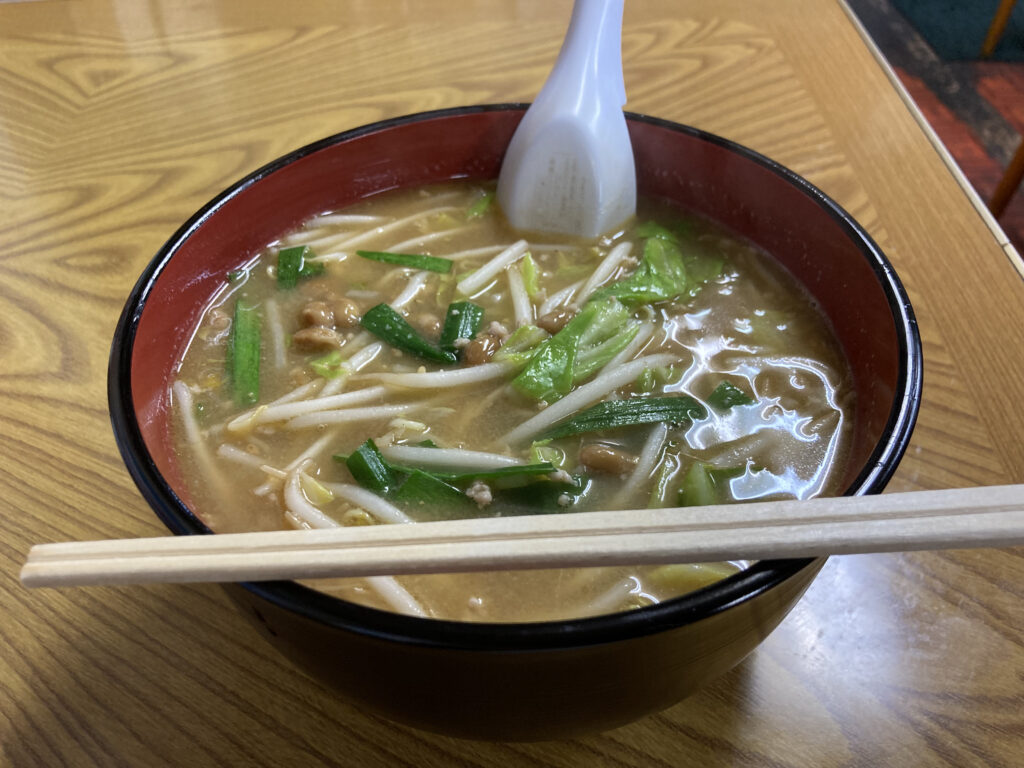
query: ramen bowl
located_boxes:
[108,105,921,741]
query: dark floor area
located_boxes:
[847,0,1024,254]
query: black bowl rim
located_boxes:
[108,103,922,652]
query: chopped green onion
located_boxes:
[336,440,555,488]
[500,474,591,514]
[391,465,560,510]
[391,469,471,510]
[226,269,247,284]
[277,246,324,289]
[345,439,400,493]
[227,300,261,406]
[444,463,556,484]
[416,439,438,448]
[467,191,495,218]
[310,350,345,379]
[707,381,755,410]
[300,263,324,279]
[372,460,558,485]
[360,304,456,364]
[540,396,707,440]
[439,301,484,355]
[356,250,453,274]
[336,439,563,514]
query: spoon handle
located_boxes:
[541,0,627,109]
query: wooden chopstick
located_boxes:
[20,484,1024,588]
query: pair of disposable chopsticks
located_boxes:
[20,484,1024,589]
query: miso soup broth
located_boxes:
[172,182,854,622]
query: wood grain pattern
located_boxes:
[1,0,1022,765]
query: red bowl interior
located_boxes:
[129,107,912,508]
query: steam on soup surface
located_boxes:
[173,182,854,622]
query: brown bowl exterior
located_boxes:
[228,560,823,740]
[109,105,921,740]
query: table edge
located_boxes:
[838,0,1024,280]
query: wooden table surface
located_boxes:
[2,0,1022,765]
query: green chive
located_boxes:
[540,396,707,440]
[391,470,471,509]
[500,474,591,514]
[707,381,755,410]
[228,300,261,406]
[277,246,323,289]
[357,250,453,273]
[360,304,456,364]
[345,439,400,493]
[333,447,555,486]
[439,301,484,355]
[444,463,556,484]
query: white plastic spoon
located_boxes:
[497,0,636,238]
